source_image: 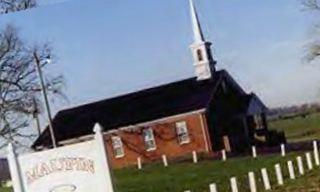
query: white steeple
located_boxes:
[189,0,216,81]
[190,0,204,43]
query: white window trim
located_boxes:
[112,136,125,158]
[254,115,264,130]
[144,128,157,152]
[146,146,157,152]
[176,121,190,145]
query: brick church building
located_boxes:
[33,0,285,168]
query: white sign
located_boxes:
[8,123,114,192]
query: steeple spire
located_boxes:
[189,0,205,43]
[189,0,216,81]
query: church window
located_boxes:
[143,128,157,151]
[112,136,124,158]
[197,49,203,61]
[254,115,264,130]
[176,121,190,144]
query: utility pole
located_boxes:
[33,51,57,148]
[32,97,41,137]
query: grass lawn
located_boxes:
[4,114,320,192]
[0,187,11,192]
[273,169,320,192]
[2,153,319,192]
[113,153,303,192]
[269,112,320,142]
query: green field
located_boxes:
[269,112,320,142]
[272,170,320,192]
[0,187,11,192]
[113,153,304,192]
[1,152,318,192]
[2,113,320,192]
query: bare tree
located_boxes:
[306,38,320,62]
[0,0,36,14]
[302,0,320,62]
[0,25,64,149]
[303,0,320,11]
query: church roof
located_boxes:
[33,70,227,148]
[241,93,268,115]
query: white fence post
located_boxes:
[313,141,320,166]
[261,168,271,190]
[306,152,313,170]
[297,156,304,175]
[287,161,295,179]
[94,123,115,192]
[275,163,284,185]
[192,151,198,163]
[137,157,142,170]
[7,143,24,192]
[209,183,217,192]
[162,154,168,167]
[281,144,286,157]
[230,177,238,192]
[248,172,257,192]
[222,149,227,161]
[252,146,257,158]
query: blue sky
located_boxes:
[0,0,319,116]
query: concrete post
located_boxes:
[306,152,313,170]
[261,168,271,190]
[281,144,286,157]
[252,146,257,158]
[209,183,217,192]
[7,143,24,192]
[192,151,198,163]
[297,156,304,175]
[248,172,257,192]
[230,177,238,192]
[162,154,168,167]
[137,157,142,170]
[287,161,295,180]
[222,149,227,161]
[313,141,320,166]
[275,164,284,185]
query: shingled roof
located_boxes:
[33,70,229,148]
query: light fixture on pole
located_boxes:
[33,51,57,148]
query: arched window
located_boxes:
[197,49,203,61]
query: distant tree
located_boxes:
[0,25,64,148]
[303,0,320,62]
[0,0,36,14]
[303,0,320,10]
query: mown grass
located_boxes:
[1,152,318,192]
[269,112,320,142]
[273,168,320,192]
[0,187,11,192]
[113,153,302,192]
[3,114,320,192]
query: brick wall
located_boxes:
[104,111,212,168]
